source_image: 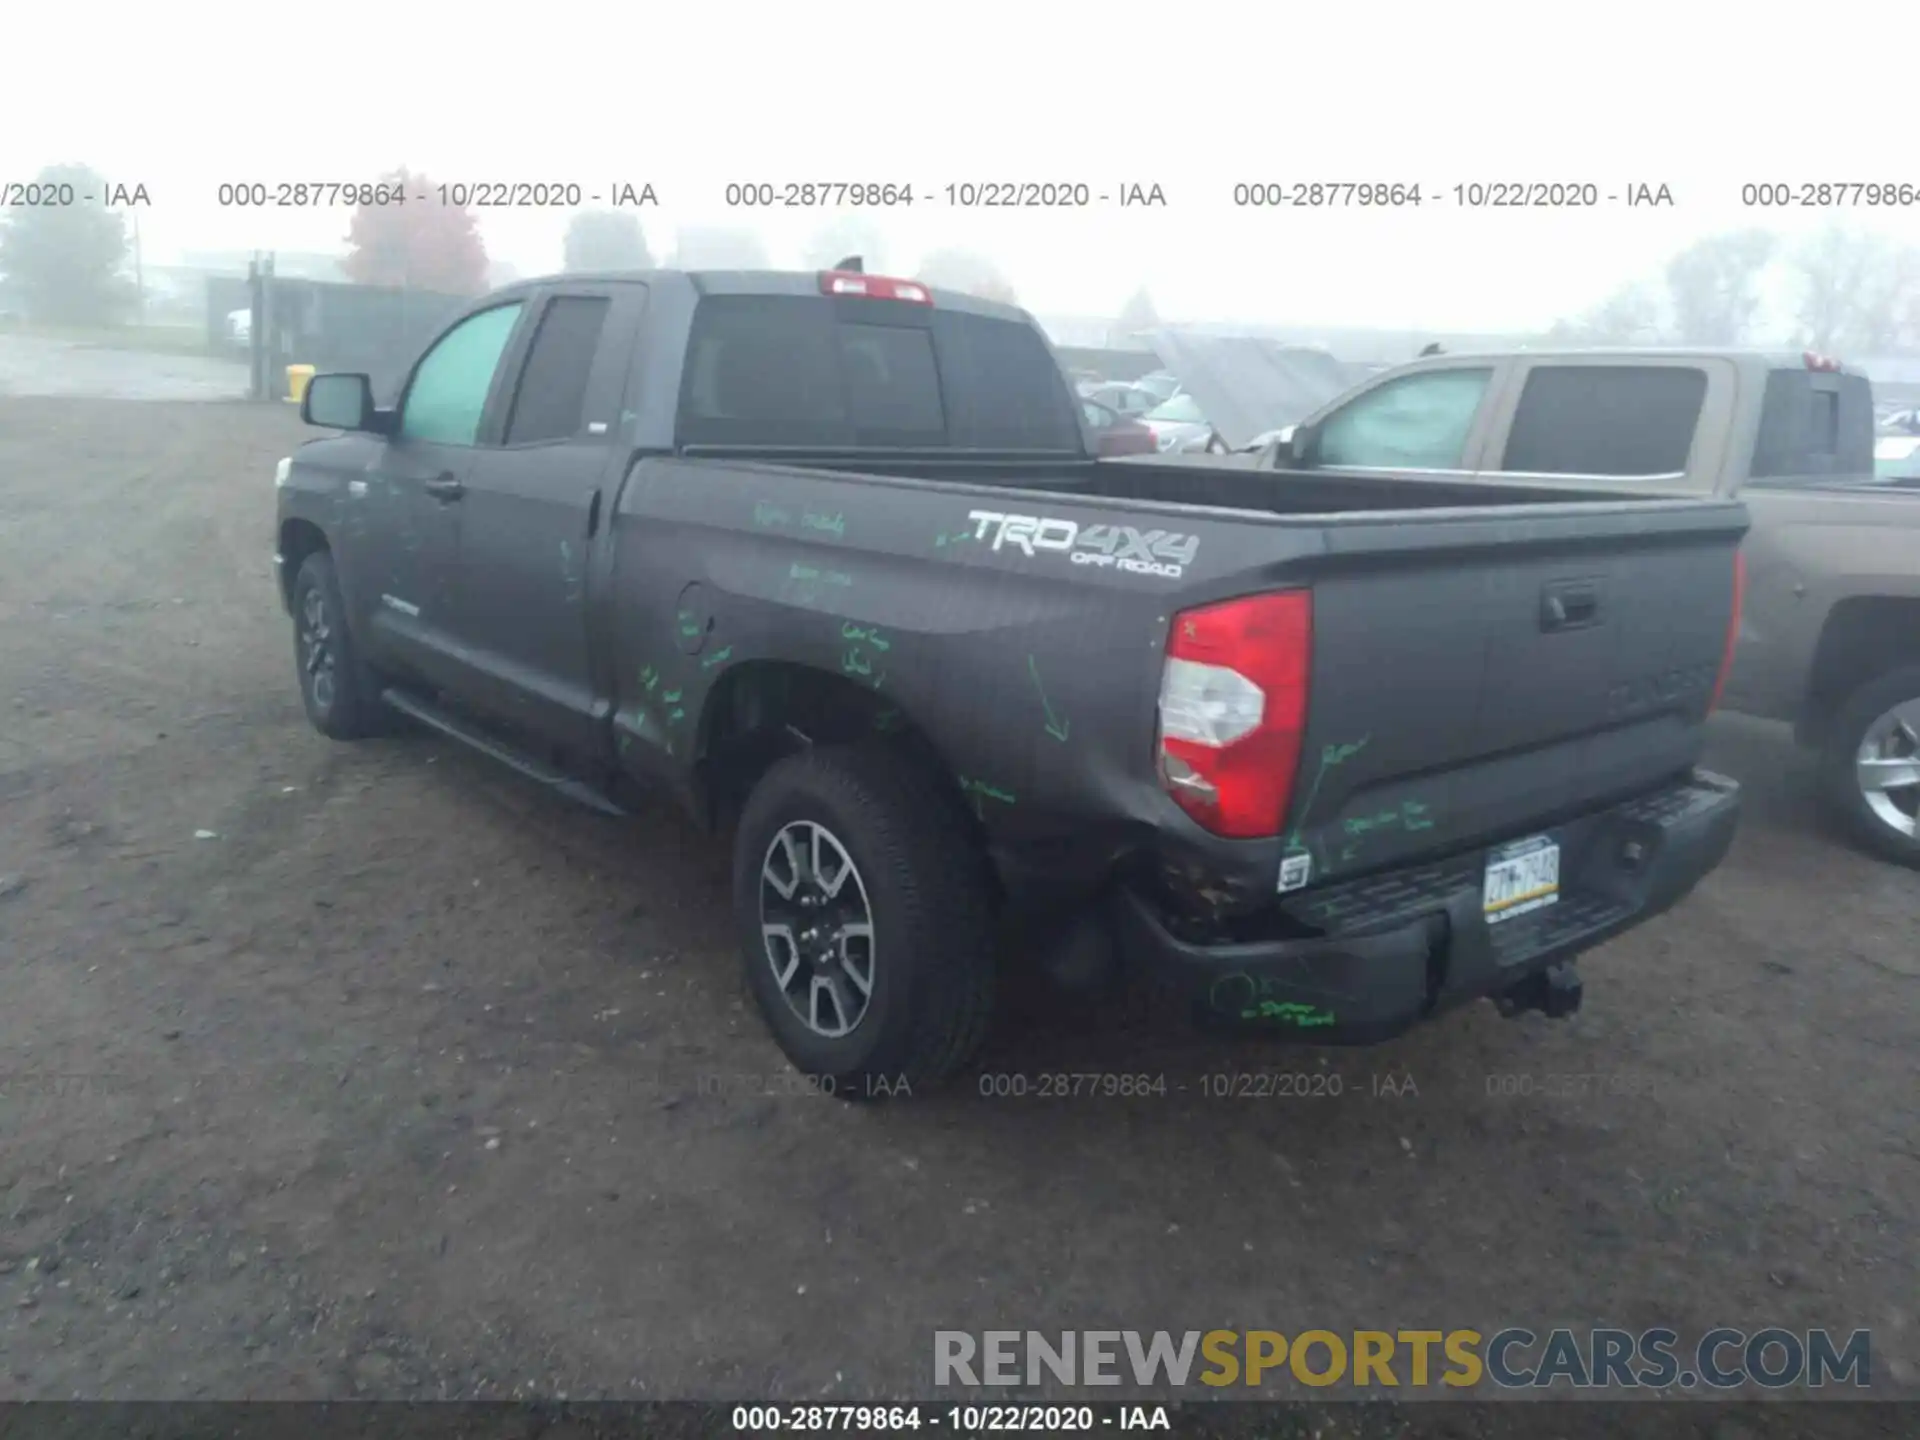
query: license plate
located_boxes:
[1483,834,1560,923]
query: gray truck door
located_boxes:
[357,298,531,692]
[446,281,648,758]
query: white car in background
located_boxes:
[1138,392,1215,452]
[1875,433,1920,482]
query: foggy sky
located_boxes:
[7,0,1916,332]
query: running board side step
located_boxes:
[381,688,629,818]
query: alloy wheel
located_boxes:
[1856,697,1920,840]
[759,820,877,1038]
[297,584,336,714]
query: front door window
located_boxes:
[399,303,526,446]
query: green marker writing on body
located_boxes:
[1026,655,1070,742]
[958,777,1016,806]
[789,563,853,588]
[1282,734,1373,850]
[801,511,845,538]
[1242,1000,1337,1028]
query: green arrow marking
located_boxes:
[1027,655,1070,742]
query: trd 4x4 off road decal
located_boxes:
[964,510,1199,579]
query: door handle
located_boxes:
[586,489,603,538]
[1540,580,1601,632]
[423,473,465,502]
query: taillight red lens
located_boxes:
[1708,550,1746,714]
[1156,591,1313,838]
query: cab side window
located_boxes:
[399,303,526,446]
[1316,367,1493,470]
[504,296,613,445]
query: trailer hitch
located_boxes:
[1495,959,1584,1020]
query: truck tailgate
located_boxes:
[1279,499,1746,882]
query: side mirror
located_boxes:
[1289,422,1316,468]
[302,372,380,432]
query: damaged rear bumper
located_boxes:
[1111,768,1741,1043]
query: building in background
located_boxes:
[139,249,346,325]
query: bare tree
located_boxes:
[915,248,1017,304]
[1544,282,1665,346]
[669,228,770,269]
[1665,230,1775,345]
[802,216,887,274]
[1114,288,1159,340]
[1788,225,1920,354]
[563,210,653,272]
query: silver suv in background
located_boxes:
[1251,348,1920,868]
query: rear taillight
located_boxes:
[819,271,933,303]
[1156,591,1313,838]
[1803,351,1842,373]
[1708,550,1746,714]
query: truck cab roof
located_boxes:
[404,269,1085,458]
[1387,346,1860,373]
[483,268,1032,324]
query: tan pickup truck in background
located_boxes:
[1247,348,1920,868]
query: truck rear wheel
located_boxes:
[731,745,997,1099]
[290,551,390,741]
[1820,664,1920,869]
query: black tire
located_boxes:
[1819,663,1920,870]
[290,550,390,740]
[731,745,998,1100]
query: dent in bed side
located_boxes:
[602,461,1213,861]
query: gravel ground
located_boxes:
[0,398,1913,1438]
[0,333,248,401]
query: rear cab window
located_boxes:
[1750,368,1875,481]
[676,294,1083,452]
[504,295,613,445]
[1496,364,1708,478]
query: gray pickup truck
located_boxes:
[273,270,1747,1096]
[1248,349,1920,869]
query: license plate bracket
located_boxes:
[1483,834,1561,924]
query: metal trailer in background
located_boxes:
[220,257,468,403]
